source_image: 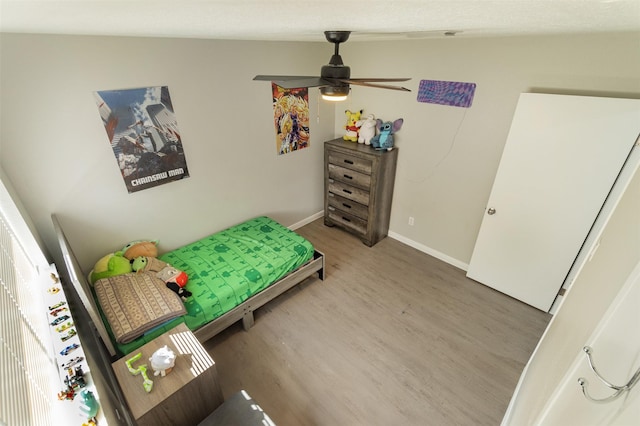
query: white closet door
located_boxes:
[467,94,639,311]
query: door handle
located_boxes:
[487,208,496,215]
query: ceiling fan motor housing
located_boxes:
[321,63,350,83]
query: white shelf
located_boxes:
[43,264,106,425]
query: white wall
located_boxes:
[1,31,639,275]
[335,32,640,265]
[0,34,335,272]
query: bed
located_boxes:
[52,214,325,358]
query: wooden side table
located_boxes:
[112,323,223,426]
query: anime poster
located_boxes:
[93,86,189,193]
[272,83,310,155]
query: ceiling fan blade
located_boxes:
[253,75,317,81]
[338,79,411,92]
[253,75,327,88]
[254,32,413,94]
[345,78,411,82]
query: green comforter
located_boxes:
[159,216,315,332]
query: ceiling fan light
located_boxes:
[320,86,349,101]
[322,93,349,102]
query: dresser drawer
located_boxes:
[328,164,371,189]
[328,179,370,206]
[328,192,369,220]
[328,152,372,175]
[324,138,398,247]
[326,208,367,237]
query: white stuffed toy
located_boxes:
[150,345,176,377]
[356,114,377,145]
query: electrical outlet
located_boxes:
[408,216,414,226]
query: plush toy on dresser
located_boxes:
[356,114,377,145]
[371,118,404,151]
[343,109,362,142]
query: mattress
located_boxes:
[158,216,315,332]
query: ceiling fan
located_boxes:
[253,31,411,101]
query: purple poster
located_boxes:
[417,80,477,108]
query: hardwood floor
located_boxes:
[204,219,551,426]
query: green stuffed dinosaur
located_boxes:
[89,253,132,284]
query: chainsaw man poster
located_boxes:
[272,83,310,155]
[94,86,190,193]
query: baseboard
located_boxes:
[292,211,469,272]
[388,231,469,272]
[289,211,324,231]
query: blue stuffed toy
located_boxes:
[370,118,404,151]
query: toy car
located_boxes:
[50,315,70,326]
[61,329,77,342]
[50,307,69,317]
[48,301,67,311]
[56,322,74,333]
[61,356,84,369]
[60,343,79,356]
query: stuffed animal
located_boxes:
[343,109,362,142]
[89,253,132,284]
[132,256,192,300]
[356,114,377,145]
[119,240,158,260]
[370,118,404,151]
[149,345,176,377]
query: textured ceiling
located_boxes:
[1,0,639,41]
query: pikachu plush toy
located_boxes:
[343,109,362,142]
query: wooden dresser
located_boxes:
[324,138,399,247]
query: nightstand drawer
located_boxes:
[328,192,369,220]
[328,179,369,206]
[328,152,372,175]
[327,208,367,237]
[328,164,371,189]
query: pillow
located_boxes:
[94,272,186,344]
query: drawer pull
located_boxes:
[328,193,334,198]
[342,189,352,195]
[328,206,335,211]
[342,203,352,209]
[344,159,354,165]
[343,174,353,180]
[342,216,351,222]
